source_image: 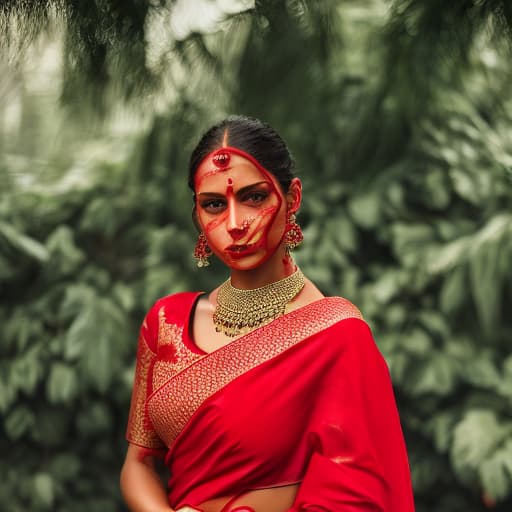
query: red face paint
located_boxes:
[194,147,286,271]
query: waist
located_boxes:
[191,483,299,512]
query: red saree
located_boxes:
[126,292,415,512]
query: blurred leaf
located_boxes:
[417,310,449,339]
[45,225,86,276]
[0,253,15,280]
[391,223,436,268]
[404,328,432,356]
[427,236,469,275]
[84,329,113,393]
[31,408,72,447]
[462,352,502,390]
[80,196,125,236]
[495,355,512,399]
[64,305,95,360]
[0,220,49,262]
[439,266,466,315]
[449,168,480,205]
[144,266,189,307]
[5,405,34,440]
[0,375,16,413]
[372,269,404,304]
[76,401,112,436]
[47,362,79,404]
[384,350,408,385]
[468,234,502,337]
[423,168,451,209]
[427,410,458,453]
[329,216,358,253]
[452,410,509,472]
[48,453,82,482]
[10,345,45,395]
[479,437,512,502]
[33,472,55,508]
[60,284,96,321]
[112,282,136,312]
[409,350,456,395]
[64,292,130,391]
[409,446,446,493]
[347,191,381,229]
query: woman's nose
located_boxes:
[227,205,248,241]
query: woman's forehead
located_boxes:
[194,154,280,193]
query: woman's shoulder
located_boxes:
[304,296,366,341]
[316,297,387,361]
[321,295,364,322]
[139,291,203,352]
[296,287,363,321]
[152,290,202,309]
[290,276,364,329]
[144,290,202,328]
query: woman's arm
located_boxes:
[120,444,175,512]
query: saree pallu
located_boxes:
[126,292,415,512]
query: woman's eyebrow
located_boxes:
[197,181,270,197]
[196,192,225,198]
[236,181,271,196]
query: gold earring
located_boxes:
[193,233,212,267]
[283,213,304,252]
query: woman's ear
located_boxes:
[286,178,302,214]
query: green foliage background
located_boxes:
[1,1,512,511]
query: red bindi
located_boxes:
[226,177,234,194]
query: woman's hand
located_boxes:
[120,443,175,512]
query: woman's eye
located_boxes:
[200,199,226,213]
[243,191,268,204]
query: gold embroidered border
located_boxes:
[148,297,362,448]
[126,334,165,448]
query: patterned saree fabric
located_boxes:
[126,292,415,511]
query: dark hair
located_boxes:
[188,115,295,192]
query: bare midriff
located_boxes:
[197,483,299,512]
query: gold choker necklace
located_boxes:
[213,269,306,337]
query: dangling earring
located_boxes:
[194,233,212,267]
[283,213,303,252]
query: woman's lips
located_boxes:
[225,244,257,258]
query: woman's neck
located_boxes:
[229,247,296,290]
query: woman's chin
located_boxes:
[223,251,269,271]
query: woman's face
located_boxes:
[194,152,288,271]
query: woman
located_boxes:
[120,116,415,512]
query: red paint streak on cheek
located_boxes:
[253,166,284,216]
[260,205,278,216]
[248,206,279,247]
[204,213,227,233]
